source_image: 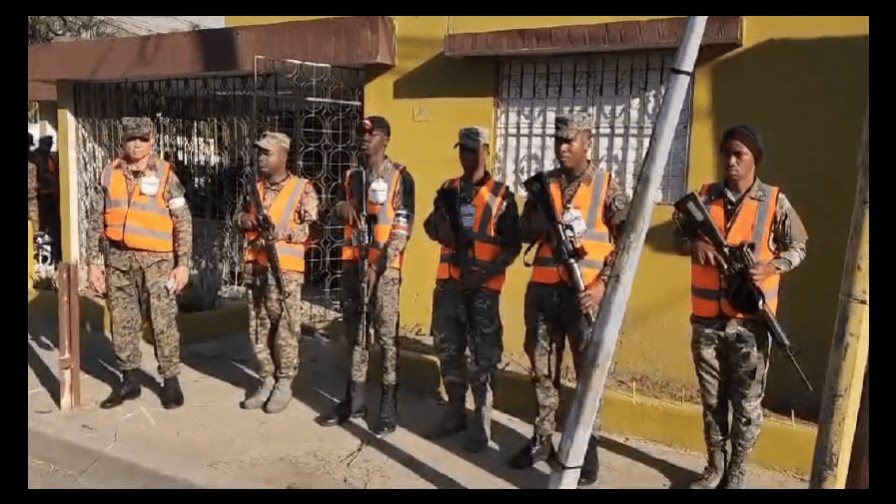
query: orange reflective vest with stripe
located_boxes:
[35,153,60,201]
[436,176,510,292]
[244,176,309,273]
[102,159,175,252]
[341,163,409,270]
[530,170,614,286]
[691,182,781,319]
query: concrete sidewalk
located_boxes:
[27,320,807,489]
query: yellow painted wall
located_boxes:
[226,16,869,419]
[689,16,868,418]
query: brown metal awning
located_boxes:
[444,16,743,59]
[28,15,396,97]
[29,81,57,102]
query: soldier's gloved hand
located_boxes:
[88,264,106,295]
[169,265,190,294]
[332,201,359,226]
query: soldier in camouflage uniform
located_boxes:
[28,133,40,230]
[235,131,318,414]
[31,135,62,263]
[316,116,415,438]
[673,125,808,489]
[86,117,193,410]
[510,114,628,487]
[423,126,521,453]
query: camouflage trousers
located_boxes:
[246,265,303,380]
[431,280,503,409]
[106,248,181,379]
[691,317,771,455]
[341,262,401,385]
[524,282,603,439]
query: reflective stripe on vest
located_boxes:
[436,176,509,291]
[530,170,614,286]
[690,182,781,319]
[342,163,406,270]
[102,159,175,252]
[245,176,308,273]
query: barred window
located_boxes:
[495,51,694,203]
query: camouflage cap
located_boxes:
[554,113,594,139]
[454,126,490,150]
[121,117,154,139]
[255,131,292,152]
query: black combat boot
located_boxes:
[509,433,555,469]
[721,448,748,489]
[578,435,601,486]
[689,442,728,489]
[161,376,184,410]
[371,384,398,437]
[316,379,367,426]
[428,385,468,439]
[100,370,141,409]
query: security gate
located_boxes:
[73,59,364,330]
[253,56,364,329]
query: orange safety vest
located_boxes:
[35,153,59,198]
[101,158,175,252]
[530,169,614,286]
[341,162,409,270]
[244,176,309,273]
[435,176,510,292]
[691,182,781,319]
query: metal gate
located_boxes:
[73,60,364,330]
[253,56,364,329]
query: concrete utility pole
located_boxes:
[549,15,708,489]
[810,105,869,489]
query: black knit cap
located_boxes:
[721,125,764,165]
